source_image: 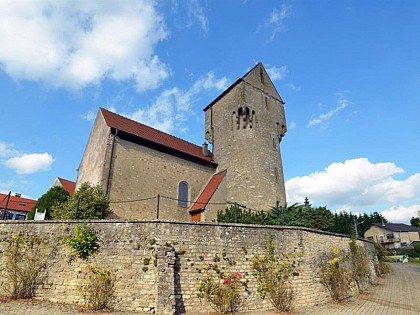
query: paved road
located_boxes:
[0,263,419,315]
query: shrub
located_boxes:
[197,263,248,314]
[65,222,99,258]
[319,247,352,301]
[52,182,110,220]
[3,233,54,299]
[81,264,117,310]
[374,243,389,276]
[349,239,370,290]
[251,235,299,311]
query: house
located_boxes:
[76,63,287,221]
[364,223,420,249]
[0,192,37,220]
[51,177,76,196]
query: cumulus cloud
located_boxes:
[308,95,350,127]
[259,4,291,41]
[3,153,55,174]
[0,0,169,92]
[0,142,19,158]
[286,158,420,210]
[122,72,230,133]
[381,205,420,224]
[266,65,288,81]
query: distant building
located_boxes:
[51,177,76,196]
[0,192,37,220]
[364,223,420,249]
[76,63,287,221]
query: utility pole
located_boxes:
[1,191,11,220]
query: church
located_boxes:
[76,63,287,221]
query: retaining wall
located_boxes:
[0,220,377,314]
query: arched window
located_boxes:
[178,181,189,207]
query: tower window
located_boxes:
[178,181,189,207]
[274,167,279,184]
[265,97,270,110]
[260,68,265,84]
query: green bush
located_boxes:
[65,223,99,258]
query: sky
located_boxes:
[0,0,419,223]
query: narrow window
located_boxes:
[274,167,279,183]
[260,68,265,84]
[265,97,270,110]
[178,181,189,207]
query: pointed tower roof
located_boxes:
[203,62,284,111]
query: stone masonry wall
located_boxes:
[0,221,376,314]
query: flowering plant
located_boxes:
[251,235,299,311]
[319,247,352,301]
[81,264,117,310]
[197,263,248,314]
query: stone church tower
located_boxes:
[204,63,287,210]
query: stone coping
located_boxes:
[0,219,372,243]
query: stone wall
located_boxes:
[0,221,377,314]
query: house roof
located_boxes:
[56,177,76,196]
[0,193,37,213]
[190,170,226,213]
[100,108,215,166]
[371,223,420,232]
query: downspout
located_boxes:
[105,129,118,195]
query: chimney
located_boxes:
[202,142,209,157]
[15,193,21,198]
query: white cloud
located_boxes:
[4,153,55,174]
[80,110,96,121]
[286,158,420,210]
[0,0,169,92]
[122,72,230,133]
[266,65,288,81]
[308,95,350,127]
[381,205,420,224]
[186,0,209,32]
[286,83,302,92]
[0,142,19,157]
[259,4,291,41]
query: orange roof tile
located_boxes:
[190,170,226,212]
[100,108,215,166]
[57,177,76,196]
[0,193,37,213]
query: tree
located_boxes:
[27,186,70,220]
[410,213,420,228]
[51,183,110,220]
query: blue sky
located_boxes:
[1,1,419,223]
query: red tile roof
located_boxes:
[100,108,215,165]
[0,193,37,213]
[57,177,76,196]
[190,170,226,212]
